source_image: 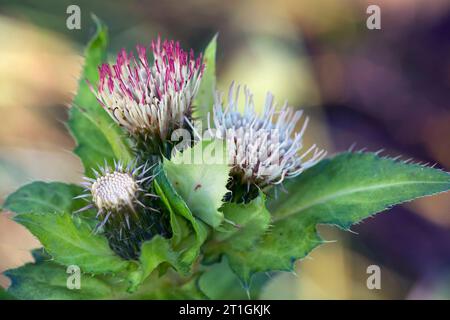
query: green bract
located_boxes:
[1,18,449,300]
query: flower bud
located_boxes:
[75,161,170,259]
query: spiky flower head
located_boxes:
[77,161,152,229]
[76,161,170,259]
[91,170,139,212]
[91,37,204,152]
[211,83,326,191]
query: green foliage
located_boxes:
[2,17,450,300]
[3,181,84,214]
[5,259,205,300]
[208,152,450,284]
[215,195,271,249]
[0,286,15,300]
[203,194,270,264]
[4,182,130,274]
[14,212,130,274]
[154,170,208,270]
[193,34,218,126]
[198,258,270,299]
[68,16,132,176]
[164,140,230,228]
[126,235,180,292]
[127,272,207,300]
[139,236,178,280]
[5,261,116,300]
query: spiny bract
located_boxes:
[75,161,170,260]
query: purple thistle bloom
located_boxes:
[91,37,204,142]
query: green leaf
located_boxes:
[14,212,130,274]
[31,248,52,264]
[139,236,178,280]
[5,261,116,300]
[198,258,270,300]
[127,236,180,292]
[5,260,203,300]
[221,152,450,284]
[164,140,230,228]
[3,181,129,274]
[3,181,84,214]
[154,171,208,270]
[213,195,271,249]
[127,272,207,300]
[193,34,217,126]
[68,16,131,176]
[203,194,271,265]
[0,286,15,300]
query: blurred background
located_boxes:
[0,0,449,299]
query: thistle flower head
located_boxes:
[75,161,170,260]
[91,37,204,145]
[91,170,138,212]
[76,161,155,231]
[211,83,326,190]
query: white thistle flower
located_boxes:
[90,38,204,144]
[91,170,139,212]
[75,161,157,231]
[210,83,326,188]
[74,161,169,259]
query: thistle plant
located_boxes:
[91,37,204,158]
[78,161,170,260]
[211,83,326,202]
[1,18,450,300]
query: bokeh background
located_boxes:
[1,0,450,299]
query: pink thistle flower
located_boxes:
[92,37,204,144]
